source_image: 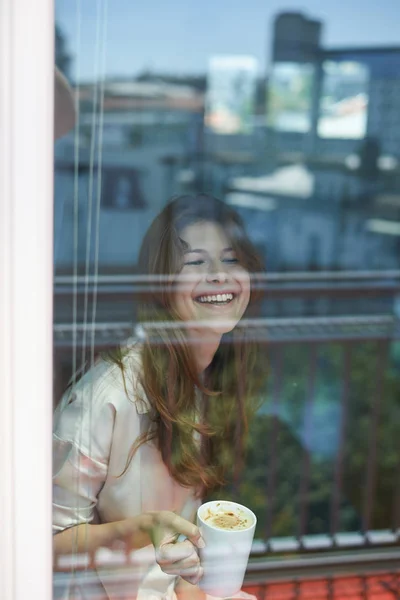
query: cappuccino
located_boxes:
[202,503,253,531]
[197,500,257,597]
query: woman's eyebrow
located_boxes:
[183,247,207,254]
[183,247,234,254]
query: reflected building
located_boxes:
[269,11,400,158]
[224,11,400,272]
[53,11,400,276]
[54,78,204,272]
[50,10,400,561]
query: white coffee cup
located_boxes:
[197,500,257,598]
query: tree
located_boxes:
[211,341,400,541]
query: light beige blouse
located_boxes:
[53,344,199,600]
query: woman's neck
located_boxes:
[186,329,222,373]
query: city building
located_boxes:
[54,78,204,272]
[267,11,400,165]
[54,12,400,276]
[223,12,400,272]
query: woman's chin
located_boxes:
[190,317,239,337]
[212,320,238,334]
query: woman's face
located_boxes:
[171,220,251,335]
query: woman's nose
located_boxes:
[205,262,228,284]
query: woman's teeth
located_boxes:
[196,293,234,304]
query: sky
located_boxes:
[56,0,400,82]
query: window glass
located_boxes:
[53,2,400,598]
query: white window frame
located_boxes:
[0,1,53,599]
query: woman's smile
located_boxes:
[172,220,250,335]
[194,291,235,305]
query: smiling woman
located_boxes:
[124,194,266,491]
[52,193,267,599]
[174,220,251,342]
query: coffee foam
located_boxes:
[202,503,253,531]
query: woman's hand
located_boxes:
[109,510,205,583]
[176,578,207,600]
[176,579,258,600]
[146,510,205,585]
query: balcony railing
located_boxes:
[53,548,400,599]
[53,271,400,597]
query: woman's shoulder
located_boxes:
[57,341,150,418]
[53,342,148,462]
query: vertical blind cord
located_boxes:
[69,0,107,582]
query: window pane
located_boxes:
[53,2,400,598]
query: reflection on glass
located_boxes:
[52,3,400,598]
[267,62,314,133]
[205,56,258,135]
[318,60,369,139]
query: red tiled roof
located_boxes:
[243,573,400,599]
[76,87,204,112]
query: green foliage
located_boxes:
[343,342,400,529]
[210,341,400,541]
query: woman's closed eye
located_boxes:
[184,256,239,266]
[222,257,239,264]
[184,259,205,266]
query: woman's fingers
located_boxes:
[168,567,203,585]
[155,511,205,548]
[160,561,204,584]
[160,563,203,579]
[156,540,203,583]
[182,570,204,586]
[149,512,205,583]
[157,539,199,564]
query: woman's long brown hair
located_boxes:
[108,194,267,497]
